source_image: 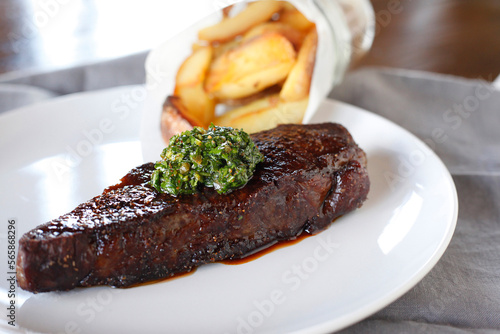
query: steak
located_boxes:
[17,123,370,293]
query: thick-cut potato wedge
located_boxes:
[214,94,309,133]
[175,46,212,87]
[174,46,215,126]
[280,28,317,102]
[243,22,306,50]
[162,0,316,145]
[220,84,282,107]
[277,7,315,32]
[191,41,208,52]
[198,0,283,44]
[205,32,296,100]
[160,96,202,143]
[174,86,215,127]
[194,39,241,59]
[212,38,241,59]
[215,94,280,125]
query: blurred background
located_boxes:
[0,0,499,80]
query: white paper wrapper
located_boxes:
[140,0,373,162]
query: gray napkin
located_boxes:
[0,52,147,114]
[0,52,147,97]
[330,68,500,334]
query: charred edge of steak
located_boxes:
[16,123,370,293]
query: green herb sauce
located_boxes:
[151,124,264,196]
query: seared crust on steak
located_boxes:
[17,123,370,292]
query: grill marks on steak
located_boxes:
[17,123,370,292]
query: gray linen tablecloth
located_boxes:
[330,69,500,334]
[1,55,499,333]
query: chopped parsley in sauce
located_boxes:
[151,124,264,196]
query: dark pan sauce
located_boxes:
[126,269,198,288]
[128,233,312,288]
[221,232,311,265]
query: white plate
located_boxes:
[0,86,457,334]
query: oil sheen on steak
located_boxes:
[17,123,370,292]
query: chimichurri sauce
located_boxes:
[151,124,264,196]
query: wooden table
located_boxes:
[356,0,500,81]
[0,0,499,80]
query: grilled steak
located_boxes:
[17,123,370,293]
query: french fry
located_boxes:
[205,32,296,100]
[280,28,317,102]
[219,84,282,107]
[215,94,280,126]
[214,94,309,133]
[191,41,208,52]
[280,2,295,11]
[212,38,241,59]
[174,46,215,126]
[243,22,307,50]
[198,0,283,44]
[162,1,318,143]
[276,7,315,32]
[175,45,212,90]
[161,96,202,143]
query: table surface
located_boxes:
[0,0,499,79]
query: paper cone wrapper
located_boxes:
[140,0,373,162]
